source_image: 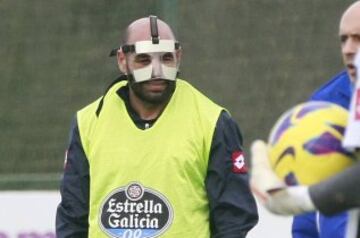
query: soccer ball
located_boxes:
[268,101,356,186]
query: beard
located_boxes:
[127,74,176,105]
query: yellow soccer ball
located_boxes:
[268,101,356,185]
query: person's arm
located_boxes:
[206,111,258,238]
[56,116,90,238]
[309,156,360,215]
[250,140,360,216]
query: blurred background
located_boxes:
[0,0,354,190]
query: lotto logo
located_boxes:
[231,151,248,173]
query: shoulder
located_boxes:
[77,97,103,122]
[78,79,128,119]
[310,71,352,108]
[216,111,241,135]
[212,110,244,150]
[217,110,236,127]
[176,79,224,109]
[177,79,226,121]
[314,71,350,91]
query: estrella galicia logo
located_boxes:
[99,182,173,238]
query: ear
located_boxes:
[117,49,127,74]
[175,48,182,68]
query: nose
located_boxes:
[342,37,357,56]
[151,58,163,78]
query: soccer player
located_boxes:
[250,1,360,237]
[289,1,360,236]
[56,16,258,237]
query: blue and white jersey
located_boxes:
[293,71,357,238]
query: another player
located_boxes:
[250,1,360,237]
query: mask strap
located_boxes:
[149,15,159,44]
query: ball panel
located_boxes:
[268,101,356,186]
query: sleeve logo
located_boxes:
[231,151,248,173]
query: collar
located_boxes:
[116,85,157,130]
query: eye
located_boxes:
[354,34,360,42]
[340,35,348,44]
[162,52,175,62]
[134,54,151,65]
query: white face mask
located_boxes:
[132,63,178,83]
[124,40,180,83]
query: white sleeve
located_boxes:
[342,52,360,151]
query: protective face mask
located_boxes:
[131,53,178,83]
[124,40,180,83]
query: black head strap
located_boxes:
[149,15,159,44]
[109,48,119,57]
[108,44,136,56]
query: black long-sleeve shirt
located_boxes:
[309,155,360,215]
[56,84,258,238]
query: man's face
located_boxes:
[125,50,179,104]
[339,8,360,83]
[117,18,182,105]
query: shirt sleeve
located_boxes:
[309,156,360,215]
[56,115,90,238]
[206,110,259,238]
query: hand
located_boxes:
[250,140,315,215]
[249,140,286,205]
